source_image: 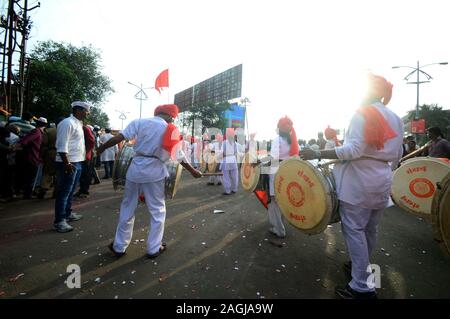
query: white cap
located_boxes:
[36,117,48,124]
[71,101,91,111]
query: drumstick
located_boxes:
[202,173,224,176]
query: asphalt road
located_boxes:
[1,171,449,299]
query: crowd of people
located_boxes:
[0,106,119,205]
[1,72,449,299]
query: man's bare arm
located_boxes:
[97,134,125,155]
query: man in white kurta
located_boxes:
[181,135,191,164]
[302,74,403,299]
[99,129,118,179]
[219,129,244,195]
[97,104,202,258]
[191,139,201,169]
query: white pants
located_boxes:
[339,201,384,293]
[113,179,166,255]
[267,197,286,237]
[222,168,238,194]
[208,175,221,184]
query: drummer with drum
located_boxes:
[206,133,223,186]
[265,116,300,238]
[97,104,202,259]
[301,73,404,299]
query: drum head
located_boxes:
[240,152,261,192]
[274,158,333,234]
[112,143,135,191]
[431,172,450,261]
[166,161,183,199]
[207,154,217,172]
[392,157,450,218]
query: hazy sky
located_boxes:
[18,0,450,140]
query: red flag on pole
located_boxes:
[155,69,169,94]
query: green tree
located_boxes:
[26,41,113,123]
[87,106,110,128]
[406,104,450,145]
[183,101,231,134]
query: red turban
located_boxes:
[226,128,235,138]
[367,74,393,106]
[358,73,397,150]
[324,126,341,147]
[154,104,179,118]
[277,116,299,156]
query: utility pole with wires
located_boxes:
[240,97,251,141]
[0,0,39,115]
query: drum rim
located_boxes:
[165,161,183,199]
[240,152,261,192]
[112,143,135,191]
[391,157,450,218]
[275,157,335,235]
[431,172,450,261]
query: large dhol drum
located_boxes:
[241,152,270,209]
[207,152,218,173]
[112,143,183,199]
[391,157,450,218]
[274,158,339,235]
[431,172,450,261]
[241,153,269,192]
[112,143,135,191]
[165,160,183,199]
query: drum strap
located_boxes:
[135,153,162,161]
[355,156,390,164]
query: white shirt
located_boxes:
[324,139,337,150]
[191,142,202,162]
[55,115,86,163]
[219,139,244,170]
[269,136,295,196]
[122,117,185,183]
[333,102,404,209]
[100,133,118,162]
[6,132,19,145]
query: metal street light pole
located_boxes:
[392,61,448,120]
[115,110,130,130]
[127,81,154,119]
[240,97,251,140]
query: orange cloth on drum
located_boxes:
[162,123,181,159]
[357,106,397,150]
[154,104,179,119]
[277,116,299,156]
[254,190,269,209]
[324,126,341,147]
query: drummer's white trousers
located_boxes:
[268,197,286,238]
[339,201,383,293]
[113,179,166,255]
[222,168,239,193]
[208,175,221,184]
